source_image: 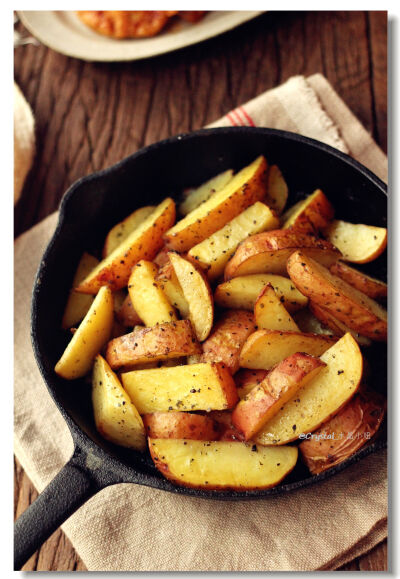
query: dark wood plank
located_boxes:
[14,10,387,571]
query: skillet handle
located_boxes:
[14,448,104,570]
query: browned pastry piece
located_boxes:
[178,11,206,23]
[77,11,179,38]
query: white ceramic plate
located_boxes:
[18,11,263,62]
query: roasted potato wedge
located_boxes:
[115,294,142,327]
[61,252,99,329]
[224,230,341,279]
[187,202,279,280]
[201,310,256,374]
[282,189,334,232]
[330,261,387,299]
[128,260,177,326]
[254,283,299,332]
[105,320,201,369]
[92,355,146,451]
[169,252,214,341]
[265,164,288,214]
[232,353,326,440]
[255,333,363,445]
[214,274,308,313]
[76,198,176,293]
[287,251,387,340]
[309,302,372,347]
[102,205,155,258]
[121,362,238,413]
[292,308,335,337]
[178,169,234,216]
[209,411,246,441]
[149,439,298,490]
[299,390,385,474]
[323,219,387,264]
[156,260,190,318]
[55,286,114,379]
[235,369,268,399]
[239,329,336,370]
[142,411,219,440]
[164,156,268,251]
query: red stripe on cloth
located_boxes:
[240,106,256,127]
[226,112,238,126]
[231,108,246,126]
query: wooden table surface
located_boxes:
[14,10,387,571]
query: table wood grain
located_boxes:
[14,10,387,571]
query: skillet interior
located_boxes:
[31,127,387,499]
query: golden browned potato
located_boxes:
[200,310,256,374]
[61,252,99,329]
[239,329,336,370]
[299,390,385,474]
[255,333,363,445]
[286,251,387,340]
[115,294,143,327]
[293,308,336,337]
[75,198,176,294]
[102,206,155,258]
[235,369,268,399]
[148,439,298,490]
[214,274,308,313]
[105,320,201,369]
[232,353,326,440]
[55,286,114,379]
[156,259,190,318]
[254,283,300,332]
[282,189,334,232]
[224,230,341,280]
[128,260,177,326]
[309,302,372,347]
[168,252,214,341]
[92,355,146,451]
[179,169,234,216]
[77,11,178,38]
[121,362,238,413]
[187,202,279,280]
[142,411,219,440]
[323,219,387,263]
[265,165,289,214]
[164,156,268,251]
[330,261,387,299]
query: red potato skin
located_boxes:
[153,246,171,268]
[208,411,246,442]
[116,294,142,327]
[211,363,240,409]
[232,353,326,440]
[299,390,386,474]
[105,320,201,369]
[201,310,256,374]
[330,261,387,300]
[235,369,268,392]
[224,230,341,280]
[142,412,219,440]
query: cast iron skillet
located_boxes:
[14,127,387,569]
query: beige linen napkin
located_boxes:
[14,74,388,571]
[14,82,35,204]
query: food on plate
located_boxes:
[200,310,255,374]
[224,230,341,280]
[282,189,334,232]
[299,390,385,474]
[309,302,372,347]
[168,252,214,341]
[55,286,114,379]
[214,274,308,313]
[77,11,206,39]
[116,294,142,327]
[323,220,387,263]
[156,259,190,318]
[76,198,176,293]
[61,252,99,329]
[232,353,326,440]
[92,355,146,451]
[164,156,268,251]
[105,320,201,369]
[265,165,289,214]
[235,369,268,399]
[187,202,279,280]
[143,411,219,440]
[254,333,363,445]
[179,169,234,216]
[239,329,336,370]
[102,206,155,258]
[330,261,387,299]
[149,439,298,490]
[121,362,238,413]
[287,251,387,341]
[254,283,299,332]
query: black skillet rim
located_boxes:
[30,126,388,500]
